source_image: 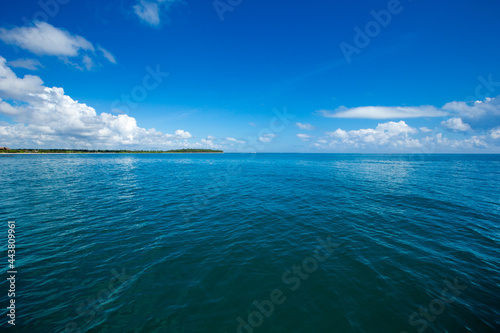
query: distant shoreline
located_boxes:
[0,152,225,155]
[1,151,499,155]
[0,149,223,154]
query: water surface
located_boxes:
[1,154,499,332]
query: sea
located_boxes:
[0,153,499,333]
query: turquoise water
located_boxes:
[1,153,499,333]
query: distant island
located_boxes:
[0,148,223,154]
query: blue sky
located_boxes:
[0,0,500,152]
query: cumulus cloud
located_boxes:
[314,119,499,152]
[296,122,314,130]
[0,57,44,99]
[133,0,183,26]
[0,99,17,115]
[317,121,422,150]
[314,96,500,151]
[424,133,488,149]
[443,96,500,119]
[7,58,43,70]
[0,57,196,149]
[318,105,448,119]
[442,96,500,131]
[172,129,191,139]
[198,138,219,149]
[490,127,500,139]
[326,121,419,146]
[441,117,471,132]
[296,134,311,141]
[0,22,116,70]
[259,133,277,143]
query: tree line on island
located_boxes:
[0,148,223,154]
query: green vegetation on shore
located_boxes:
[0,148,223,154]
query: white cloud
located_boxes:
[0,57,44,99]
[133,0,182,26]
[443,97,500,119]
[225,137,245,144]
[82,55,94,71]
[314,120,499,152]
[327,121,417,140]
[6,58,43,70]
[98,46,116,64]
[441,117,471,132]
[329,128,349,139]
[172,129,191,139]
[198,138,219,149]
[296,133,311,141]
[423,133,488,149]
[490,127,500,139]
[0,22,115,70]
[0,21,93,56]
[313,97,500,152]
[322,121,421,149]
[296,122,315,130]
[259,134,277,143]
[0,99,17,115]
[317,96,500,124]
[318,105,448,119]
[466,136,488,148]
[0,57,195,149]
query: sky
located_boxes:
[0,0,500,153]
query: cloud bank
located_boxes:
[314,118,498,152]
[442,97,500,119]
[0,57,199,149]
[313,95,500,152]
[324,121,420,149]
